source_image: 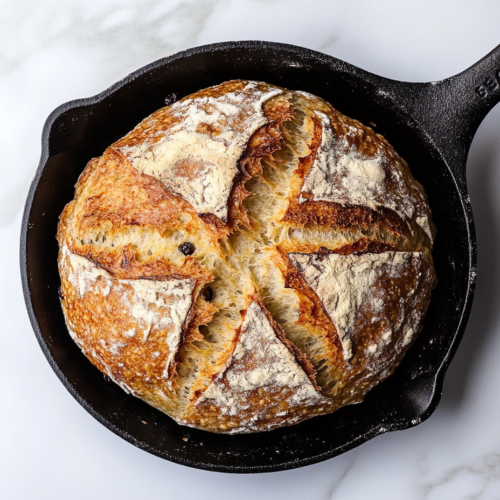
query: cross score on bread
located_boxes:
[57,81,436,434]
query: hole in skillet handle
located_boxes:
[21,40,491,472]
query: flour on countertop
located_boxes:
[63,247,194,376]
[300,111,432,240]
[118,82,281,221]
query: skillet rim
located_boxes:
[20,40,477,473]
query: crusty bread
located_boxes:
[57,80,436,433]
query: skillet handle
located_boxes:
[392,45,500,173]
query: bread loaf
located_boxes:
[57,80,436,433]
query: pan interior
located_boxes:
[23,44,471,472]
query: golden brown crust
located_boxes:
[58,247,198,394]
[329,252,434,403]
[280,111,433,247]
[58,79,436,434]
[275,248,342,350]
[283,199,409,237]
[183,299,331,433]
[252,293,320,390]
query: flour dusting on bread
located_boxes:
[62,246,195,375]
[288,251,431,360]
[195,301,329,433]
[118,82,281,221]
[300,111,433,240]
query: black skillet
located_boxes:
[21,41,500,473]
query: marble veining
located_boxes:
[2,1,500,499]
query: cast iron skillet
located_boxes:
[21,41,500,473]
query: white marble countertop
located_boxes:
[1,1,500,498]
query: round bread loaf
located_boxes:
[57,80,436,434]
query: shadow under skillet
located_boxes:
[440,107,500,411]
